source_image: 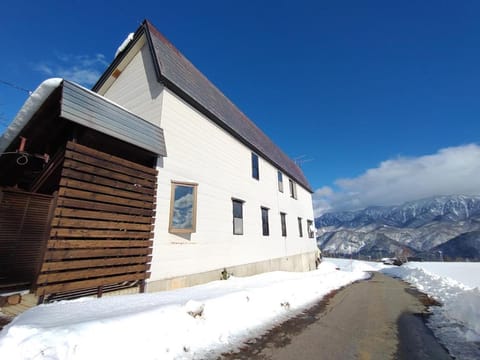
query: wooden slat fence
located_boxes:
[36,141,157,298]
[0,189,54,289]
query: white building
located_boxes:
[0,20,317,307]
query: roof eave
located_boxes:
[161,77,312,192]
[92,21,151,93]
[92,20,313,193]
[0,78,64,154]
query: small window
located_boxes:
[307,220,315,238]
[252,153,259,180]
[277,171,283,192]
[298,217,303,237]
[261,207,269,236]
[169,181,198,233]
[289,179,297,199]
[280,212,287,237]
[232,199,244,235]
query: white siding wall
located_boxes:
[102,43,317,282]
[102,45,163,127]
[151,88,316,280]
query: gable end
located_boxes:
[94,20,312,193]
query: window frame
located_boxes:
[261,206,270,236]
[168,181,198,234]
[307,219,315,238]
[280,212,287,237]
[289,179,297,199]
[232,198,244,235]
[298,217,303,237]
[277,170,284,192]
[251,153,259,180]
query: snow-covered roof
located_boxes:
[0,78,166,156]
[0,78,62,154]
[115,32,135,58]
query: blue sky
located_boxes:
[1,1,480,213]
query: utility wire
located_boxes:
[0,79,32,95]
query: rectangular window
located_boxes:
[280,212,287,237]
[277,171,283,192]
[298,217,303,237]
[307,220,315,238]
[261,207,269,236]
[289,179,297,199]
[232,199,244,235]
[252,153,259,180]
[169,181,198,233]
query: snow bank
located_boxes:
[403,261,480,289]
[324,257,388,272]
[0,264,368,360]
[0,78,63,153]
[383,263,480,359]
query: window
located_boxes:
[232,199,244,235]
[277,171,283,192]
[307,220,315,238]
[289,179,297,199]
[252,153,259,180]
[280,212,287,237]
[298,217,303,237]
[261,207,269,236]
[169,181,198,233]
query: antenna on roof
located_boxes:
[0,79,32,95]
[293,154,314,168]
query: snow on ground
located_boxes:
[0,262,368,360]
[383,261,480,360]
[3,259,478,359]
[326,258,480,359]
[323,257,389,273]
[402,261,480,289]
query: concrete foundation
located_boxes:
[146,251,317,292]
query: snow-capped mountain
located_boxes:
[316,195,480,259]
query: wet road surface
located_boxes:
[221,272,451,360]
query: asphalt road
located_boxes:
[221,272,452,360]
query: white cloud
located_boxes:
[34,63,54,76]
[56,67,101,86]
[314,144,480,215]
[34,53,109,87]
[174,193,194,209]
[313,186,334,215]
[173,193,194,228]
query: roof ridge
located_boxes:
[144,20,181,57]
[144,21,267,131]
[142,20,311,192]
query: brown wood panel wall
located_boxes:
[0,189,54,288]
[36,141,157,297]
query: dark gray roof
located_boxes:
[95,20,312,192]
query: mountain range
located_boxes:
[316,195,480,260]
